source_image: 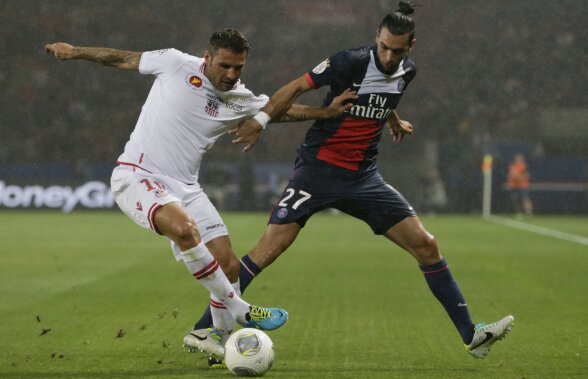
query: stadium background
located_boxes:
[1,0,587,214]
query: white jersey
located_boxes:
[116,48,268,184]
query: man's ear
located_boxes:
[409,38,416,50]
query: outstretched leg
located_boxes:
[385,216,514,357]
[385,216,475,344]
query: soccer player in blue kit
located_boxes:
[189,1,514,361]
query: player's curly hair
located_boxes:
[209,28,250,55]
[379,1,416,46]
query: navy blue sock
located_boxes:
[238,254,262,290]
[420,258,475,344]
[193,254,262,330]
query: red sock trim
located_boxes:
[194,260,219,280]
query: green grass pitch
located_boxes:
[1,211,587,378]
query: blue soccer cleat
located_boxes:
[240,305,288,331]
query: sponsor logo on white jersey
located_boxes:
[205,222,225,231]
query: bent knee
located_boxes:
[411,235,441,264]
[173,221,201,250]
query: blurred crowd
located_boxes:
[1,0,586,211]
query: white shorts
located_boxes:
[110,165,229,261]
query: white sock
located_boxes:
[232,280,242,297]
[180,243,250,323]
[210,281,243,334]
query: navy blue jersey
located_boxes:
[301,45,416,172]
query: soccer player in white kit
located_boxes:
[45,28,355,360]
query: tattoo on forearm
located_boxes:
[280,112,309,122]
[74,47,140,69]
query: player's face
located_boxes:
[375,28,412,72]
[204,48,247,92]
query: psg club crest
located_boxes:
[277,208,288,219]
[205,99,220,117]
[397,78,406,92]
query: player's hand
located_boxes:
[389,119,413,143]
[326,89,358,117]
[229,118,263,153]
[45,42,75,60]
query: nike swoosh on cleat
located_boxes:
[189,332,207,341]
[469,332,493,350]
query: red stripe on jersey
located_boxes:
[316,117,381,171]
[116,161,153,173]
[147,203,162,234]
[194,260,219,280]
[304,72,318,89]
[210,298,226,309]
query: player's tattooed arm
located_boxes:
[278,89,358,122]
[231,75,357,152]
[45,42,141,70]
[278,104,311,122]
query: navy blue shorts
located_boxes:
[269,161,416,234]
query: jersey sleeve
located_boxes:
[401,59,417,91]
[139,48,187,76]
[239,91,269,116]
[305,50,351,89]
[245,94,270,115]
[226,82,270,117]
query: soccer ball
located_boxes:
[224,328,275,377]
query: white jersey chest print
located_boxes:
[117,49,268,183]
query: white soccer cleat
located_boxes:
[183,328,225,357]
[466,315,514,358]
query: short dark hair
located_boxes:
[378,1,416,45]
[208,28,250,55]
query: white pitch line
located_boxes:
[486,216,588,246]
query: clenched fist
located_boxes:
[45,42,75,60]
